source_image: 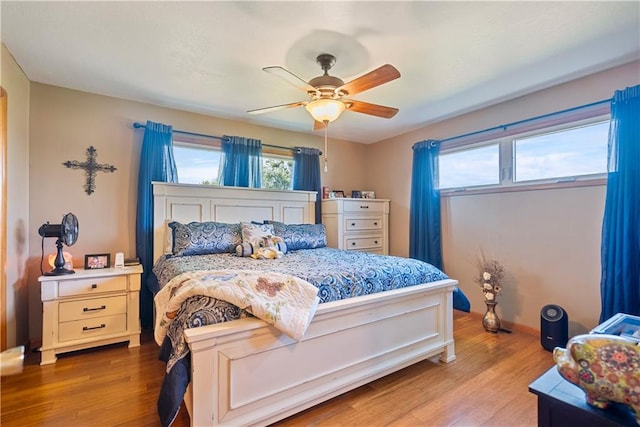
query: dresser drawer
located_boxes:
[345,217,383,231]
[58,276,127,297]
[343,200,385,213]
[58,295,127,322]
[58,314,127,342]
[345,236,383,250]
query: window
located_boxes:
[173,142,220,185]
[438,117,609,191]
[172,141,293,189]
[439,144,500,189]
[262,156,293,190]
[513,121,609,182]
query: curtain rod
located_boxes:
[439,97,612,145]
[132,122,320,154]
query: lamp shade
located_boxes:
[305,99,345,123]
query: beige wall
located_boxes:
[26,83,367,340]
[13,50,640,342]
[367,60,640,335]
[1,44,30,348]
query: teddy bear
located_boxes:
[250,235,284,259]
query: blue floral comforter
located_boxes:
[154,247,449,302]
[153,248,466,426]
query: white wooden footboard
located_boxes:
[184,278,457,427]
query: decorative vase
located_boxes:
[482,301,501,333]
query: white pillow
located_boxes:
[240,222,274,245]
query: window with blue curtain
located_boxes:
[410,140,442,269]
[218,136,262,187]
[410,139,470,312]
[135,120,178,328]
[600,84,640,322]
[292,147,322,223]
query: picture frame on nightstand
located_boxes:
[84,253,110,269]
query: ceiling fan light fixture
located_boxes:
[305,99,345,123]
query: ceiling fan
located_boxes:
[248,53,401,129]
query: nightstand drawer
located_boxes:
[346,236,383,250]
[58,314,127,342]
[58,276,127,297]
[343,200,385,213]
[58,296,127,322]
[345,217,382,231]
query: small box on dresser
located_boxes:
[322,198,389,255]
[38,265,143,365]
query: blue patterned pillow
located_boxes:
[169,221,241,256]
[266,221,327,250]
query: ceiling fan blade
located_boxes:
[263,66,318,94]
[346,100,399,119]
[337,64,400,97]
[247,101,306,115]
[313,120,327,131]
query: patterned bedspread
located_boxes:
[154,247,449,302]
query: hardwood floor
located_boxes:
[1,312,554,426]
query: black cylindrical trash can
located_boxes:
[540,304,568,352]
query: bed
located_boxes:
[152,182,462,427]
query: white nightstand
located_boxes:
[38,265,143,365]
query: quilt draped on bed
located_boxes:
[155,269,319,427]
[155,269,320,345]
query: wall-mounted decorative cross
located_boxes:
[63,146,117,195]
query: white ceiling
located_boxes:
[2,1,639,144]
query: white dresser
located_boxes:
[38,265,143,365]
[322,198,390,255]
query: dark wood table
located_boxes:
[529,366,637,427]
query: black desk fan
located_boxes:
[38,213,79,276]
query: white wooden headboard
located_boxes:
[152,182,317,261]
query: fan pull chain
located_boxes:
[324,122,329,172]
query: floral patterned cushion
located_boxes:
[240,222,275,245]
[169,221,241,256]
[266,221,327,250]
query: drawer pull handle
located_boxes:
[83,324,106,331]
[91,284,98,289]
[360,205,369,209]
[351,242,356,246]
[351,223,356,226]
[83,305,106,312]
[374,241,379,244]
[374,222,378,226]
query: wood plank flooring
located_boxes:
[1,312,555,426]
